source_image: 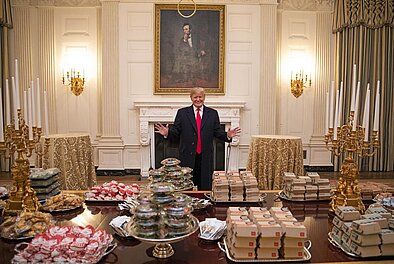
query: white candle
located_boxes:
[337,81,344,127]
[325,92,329,133]
[28,88,33,140]
[363,85,371,141]
[36,78,41,128]
[15,59,20,102]
[31,80,36,127]
[329,81,335,128]
[373,80,380,131]
[5,79,11,125]
[333,89,339,140]
[23,90,28,121]
[350,64,357,112]
[352,81,361,131]
[43,90,49,137]
[12,77,19,129]
[0,88,4,141]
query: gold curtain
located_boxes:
[1,0,13,108]
[333,0,394,171]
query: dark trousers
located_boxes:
[193,153,202,189]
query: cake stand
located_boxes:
[128,215,199,258]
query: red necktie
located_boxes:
[196,108,202,154]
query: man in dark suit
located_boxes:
[155,87,241,190]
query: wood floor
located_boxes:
[0,170,393,188]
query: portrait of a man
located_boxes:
[155,5,225,94]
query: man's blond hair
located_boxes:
[190,87,205,97]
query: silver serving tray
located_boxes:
[205,192,267,204]
[13,241,117,263]
[277,191,331,202]
[218,238,312,263]
[328,232,360,258]
[41,204,83,213]
[128,215,199,244]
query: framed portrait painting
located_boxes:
[154,4,225,94]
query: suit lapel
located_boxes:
[186,106,197,132]
[201,106,209,130]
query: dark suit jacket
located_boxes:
[167,105,231,190]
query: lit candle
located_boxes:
[325,92,329,133]
[0,88,3,141]
[43,90,49,137]
[350,64,357,112]
[329,81,335,128]
[352,81,361,131]
[31,80,36,127]
[5,79,11,125]
[28,87,33,140]
[12,77,19,129]
[36,78,41,128]
[337,81,343,127]
[362,85,371,141]
[373,81,380,131]
[333,89,339,140]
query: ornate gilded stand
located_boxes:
[2,109,45,215]
[325,112,379,213]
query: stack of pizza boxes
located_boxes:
[212,172,229,202]
[240,171,260,202]
[269,207,307,259]
[226,207,258,259]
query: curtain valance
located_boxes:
[333,0,394,32]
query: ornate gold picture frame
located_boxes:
[154,4,225,94]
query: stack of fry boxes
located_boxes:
[270,207,307,259]
[212,172,229,202]
[226,206,307,260]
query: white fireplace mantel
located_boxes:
[134,100,245,178]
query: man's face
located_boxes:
[191,91,205,108]
[183,25,191,36]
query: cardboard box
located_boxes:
[335,206,361,221]
[282,237,306,248]
[380,243,394,256]
[281,222,307,238]
[361,213,388,229]
[280,247,304,259]
[350,230,380,246]
[351,219,381,235]
[232,222,259,237]
[256,221,282,237]
[349,242,381,257]
[256,248,279,259]
[380,228,394,244]
[259,237,281,248]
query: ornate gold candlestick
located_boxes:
[35,137,50,169]
[2,109,44,215]
[325,112,379,213]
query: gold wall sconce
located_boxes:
[62,69,85,96]
[290,71,311,98]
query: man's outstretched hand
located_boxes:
[227,127,241,138]
[154,123,169,137]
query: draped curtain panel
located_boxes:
[333,0,394,171]
[1,0,13,117]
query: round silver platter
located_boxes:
[128,215,199,258]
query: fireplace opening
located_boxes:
[154,124,225,169]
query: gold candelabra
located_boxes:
[325,111,379,213]
[290,71,311,98]
[62,69,85,96]
[35,137,50,169]
[1,109,45,215]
